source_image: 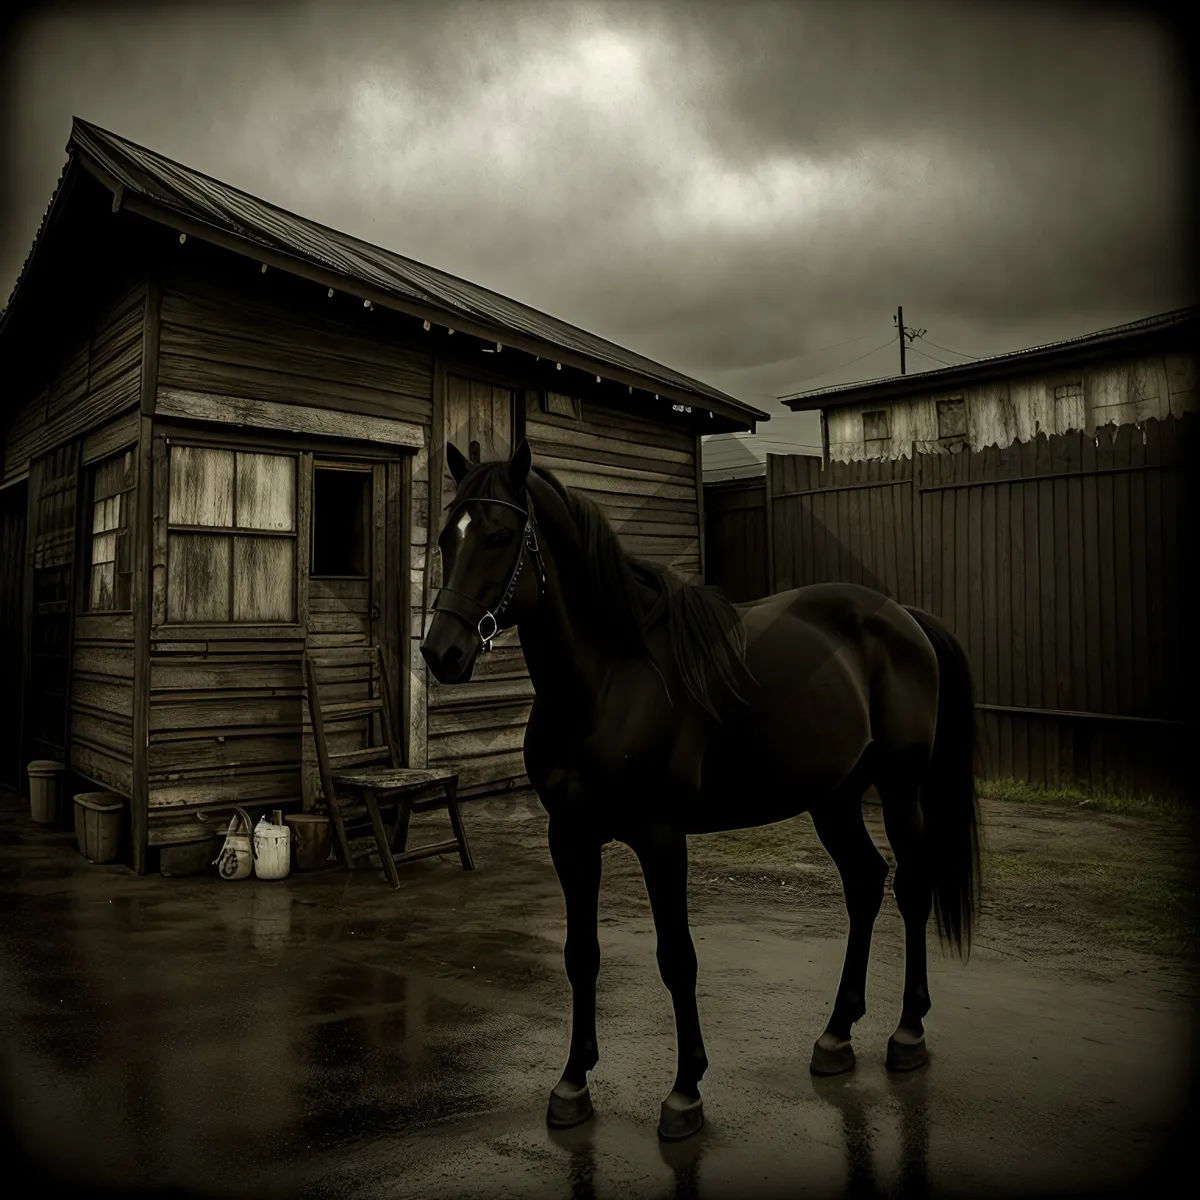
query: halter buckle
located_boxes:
[477,611,499,650]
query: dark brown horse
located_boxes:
[420,440,980,1141]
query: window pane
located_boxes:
[236,453,295,531]
[90,562,115,611]
[93,451,135,501]
[91,532,117,567]
[167,533,231,622]
[93,496,121,534]
[169,445,234,527]
[233,536,294,622]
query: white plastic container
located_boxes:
[214,807,255,880]
[28,760,65,824]
[253,811,291,880]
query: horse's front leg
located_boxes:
[630,823,708,1141]
[546,812,604,1128]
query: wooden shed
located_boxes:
[780,308,1197,464]
[0,118,767,873]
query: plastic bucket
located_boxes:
[74,792,122,863]
[28,760,65,824]
[253,817,291,881]
[286,813,332,870]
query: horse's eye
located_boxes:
[485,529,515,550]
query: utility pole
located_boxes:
[896,305,906,375]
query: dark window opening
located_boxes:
[862,409,890,441]
[937,397,967,440]
[312,467,371,577]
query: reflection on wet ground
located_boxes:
[0,794,1193,1198]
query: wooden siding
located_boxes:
[706,414,1192,799]
[703,477,769,602]
[70,614,135,797]
[2,280,146,486]
[147,637,305,813]
[526,394,702,579]
[156,269,434,429]
[824,352,1198,463]
[0,482,27,789]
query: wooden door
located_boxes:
[302,458,402,807]
[22,443,80,769]
[441,376,515,513]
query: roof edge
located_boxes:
[67,117,768,426]
[779,307,1199,412]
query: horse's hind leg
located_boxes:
[878,782,932,1071]
[808,794,889,1076]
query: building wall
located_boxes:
[420,381,705,797]
[823,351,1197,463]
[144,257,434,830]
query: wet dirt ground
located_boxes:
[0,788,1194,1199]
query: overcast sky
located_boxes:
[2,0,1191,454]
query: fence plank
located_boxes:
[1035,434,1058,784]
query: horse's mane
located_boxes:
[452,458,751,718]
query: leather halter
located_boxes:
[432,494,547,653]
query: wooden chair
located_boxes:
[302,646,475,888]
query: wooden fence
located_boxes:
[704,414,1195,799]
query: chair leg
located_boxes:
[326,792,356,872]
[364,787,403,890]
[389,796,413,855]
[443,780,475,872]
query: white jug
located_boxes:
[214,807,256,880]
[254,811,291,880]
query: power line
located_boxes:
[916,334,978,361]
[781,335,898,394]
[906,344,960,369]
[790,329,886,359]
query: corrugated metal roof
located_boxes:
[50,117,765,422]
[779,306,1198,411]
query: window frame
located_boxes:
[81,448,137,615]
[164,439,301,626]
[936,396,967,442]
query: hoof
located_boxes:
[658,1090,704,1141]
[886,1030,928,1072]
[546,1079,594,1128]
[810,1032,856,1076]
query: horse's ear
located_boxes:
[446,442,470,484]
[508,438,531,490]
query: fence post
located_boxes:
[764,454,775,597]
[911,441,922,608]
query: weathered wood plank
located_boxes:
[148,768,302,809]
[156,387,424,448]
[70,743,134,798]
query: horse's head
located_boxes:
[420,438,545,685]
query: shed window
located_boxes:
[541,390,582,420]
[86,450,136,612]
[936,397,966,440]
[1053,380,1084,431]
[166,445,296,623]
[311,466,371,577]
[862,409,890,441]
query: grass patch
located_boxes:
[977,777,1189,822]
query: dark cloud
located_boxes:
[2,0,1191,435]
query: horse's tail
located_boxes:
[902,605,981,959]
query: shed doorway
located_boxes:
[303,459,400,809]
